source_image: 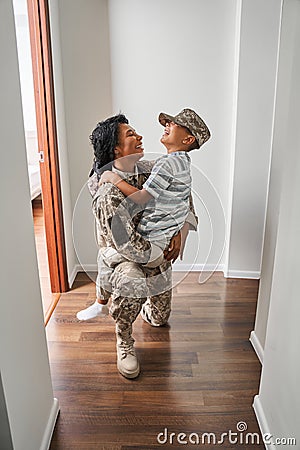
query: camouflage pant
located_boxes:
[96,251,172,345]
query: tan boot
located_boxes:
[116,338,140,379]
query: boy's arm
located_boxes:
[100,170,153,205]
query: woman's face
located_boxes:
[115,123,144,161]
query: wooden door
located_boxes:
[27,0,69,293]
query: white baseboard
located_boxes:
[69,263,260,282]
[174,264,260,279]
[68,264,78,288]
[81,264,98,271]
[40,398,59,450]
[224,269,260,279]
[249,330,264,364]
[172,263,224,272]
[69,264,97,287]
[253,395,275,450]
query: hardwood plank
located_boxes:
[48,272,264,449]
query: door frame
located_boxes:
[27,0,69,293]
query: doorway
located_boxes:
[32,196,61,323]
[13,0,69,324]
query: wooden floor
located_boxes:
[32,197,60,323]
[47,271,264,449]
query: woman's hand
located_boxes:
[164,222,190,263]
[99,171,121,186]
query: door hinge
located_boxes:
[39,151,44,163]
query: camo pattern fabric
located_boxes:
[109,260,172,345]
[88,159,196,342]
[158,108,211,148]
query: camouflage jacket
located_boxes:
[87,159,198,260]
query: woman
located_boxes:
[77,114,198,379]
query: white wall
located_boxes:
[108,0,237,271]
[56,0,113,277]
[13,0,39,166]
[225,0,282,278]
[0,374,13,450]
[12,0,36,131]
[253,1,300,443]
[252,0,297,355]
[0,1,58,449]
[54,1,282,279]
[48,0,78,284]
[12,0,78,284]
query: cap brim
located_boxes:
[158,112,177,126]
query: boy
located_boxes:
[100,108,210,267]
[77,109,210,324]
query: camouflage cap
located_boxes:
[158,108,211,149]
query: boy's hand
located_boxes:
[99,171,121,186]
[164,223,190,263]
[164,233,181,263]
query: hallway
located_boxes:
[32,196,60,324]
[47,272,263,449]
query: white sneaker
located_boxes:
[76,301,109,321]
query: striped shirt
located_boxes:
[138,151,191,249]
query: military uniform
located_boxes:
[88,159,198,347]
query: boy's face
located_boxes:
[160,121,192,149]
[115,123,144,161]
